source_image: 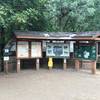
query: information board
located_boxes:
[74,43,97,60]
[46,43,70,58]
[17,42,29,58]
[31,42,42,58]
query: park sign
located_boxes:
[74,43,97,60]
[46,43,70,58]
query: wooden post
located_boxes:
[91,61,96,74]
[75,59,80,71]
[36,58,40,70]
[17,59,20,73]
[4,61,8,74]
[63,58,67,70]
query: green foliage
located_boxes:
[47,0,99,32]
[0,4,13,28]
[0,0,48,43]
[0,0,100,43]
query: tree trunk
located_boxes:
[0,27,5,71]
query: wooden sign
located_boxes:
[17,42,29,58]
[31,42,42,58]
[46,43,70,58]
[4,56,9,61]
[74,43,97,60]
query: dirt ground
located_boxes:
[0,69,100,100]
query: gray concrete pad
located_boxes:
[0,69,100,100]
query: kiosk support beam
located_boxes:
[91,61,96,74]
[36,58,40,70]
[75,60,80,71]
[63,58,67,70]
[17,59,20,73]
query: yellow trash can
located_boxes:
[48,58,53,69]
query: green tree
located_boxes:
[0,0,100,43]
[0,0,48,43]
[47,0,99,32]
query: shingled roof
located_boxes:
[74,31,100,38]
[14,31,76,37]
[14,31,100,40]
[14,31,77,40]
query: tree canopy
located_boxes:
[0,0,100,43]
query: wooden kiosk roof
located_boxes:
[14,31,100,41]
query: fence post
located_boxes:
[4,61,9,74]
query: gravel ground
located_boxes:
[0,69,100,100]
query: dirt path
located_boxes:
[0,69,100,100]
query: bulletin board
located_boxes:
[17,42,29,58]
[46,43,70,58]
[31,42,42,58]
[74,43,97,60]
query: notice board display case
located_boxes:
[74,43,97,60]
[46,43,70,58]
[31,42,42,58]
[17,41,42,59]
[17,42,29,58]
